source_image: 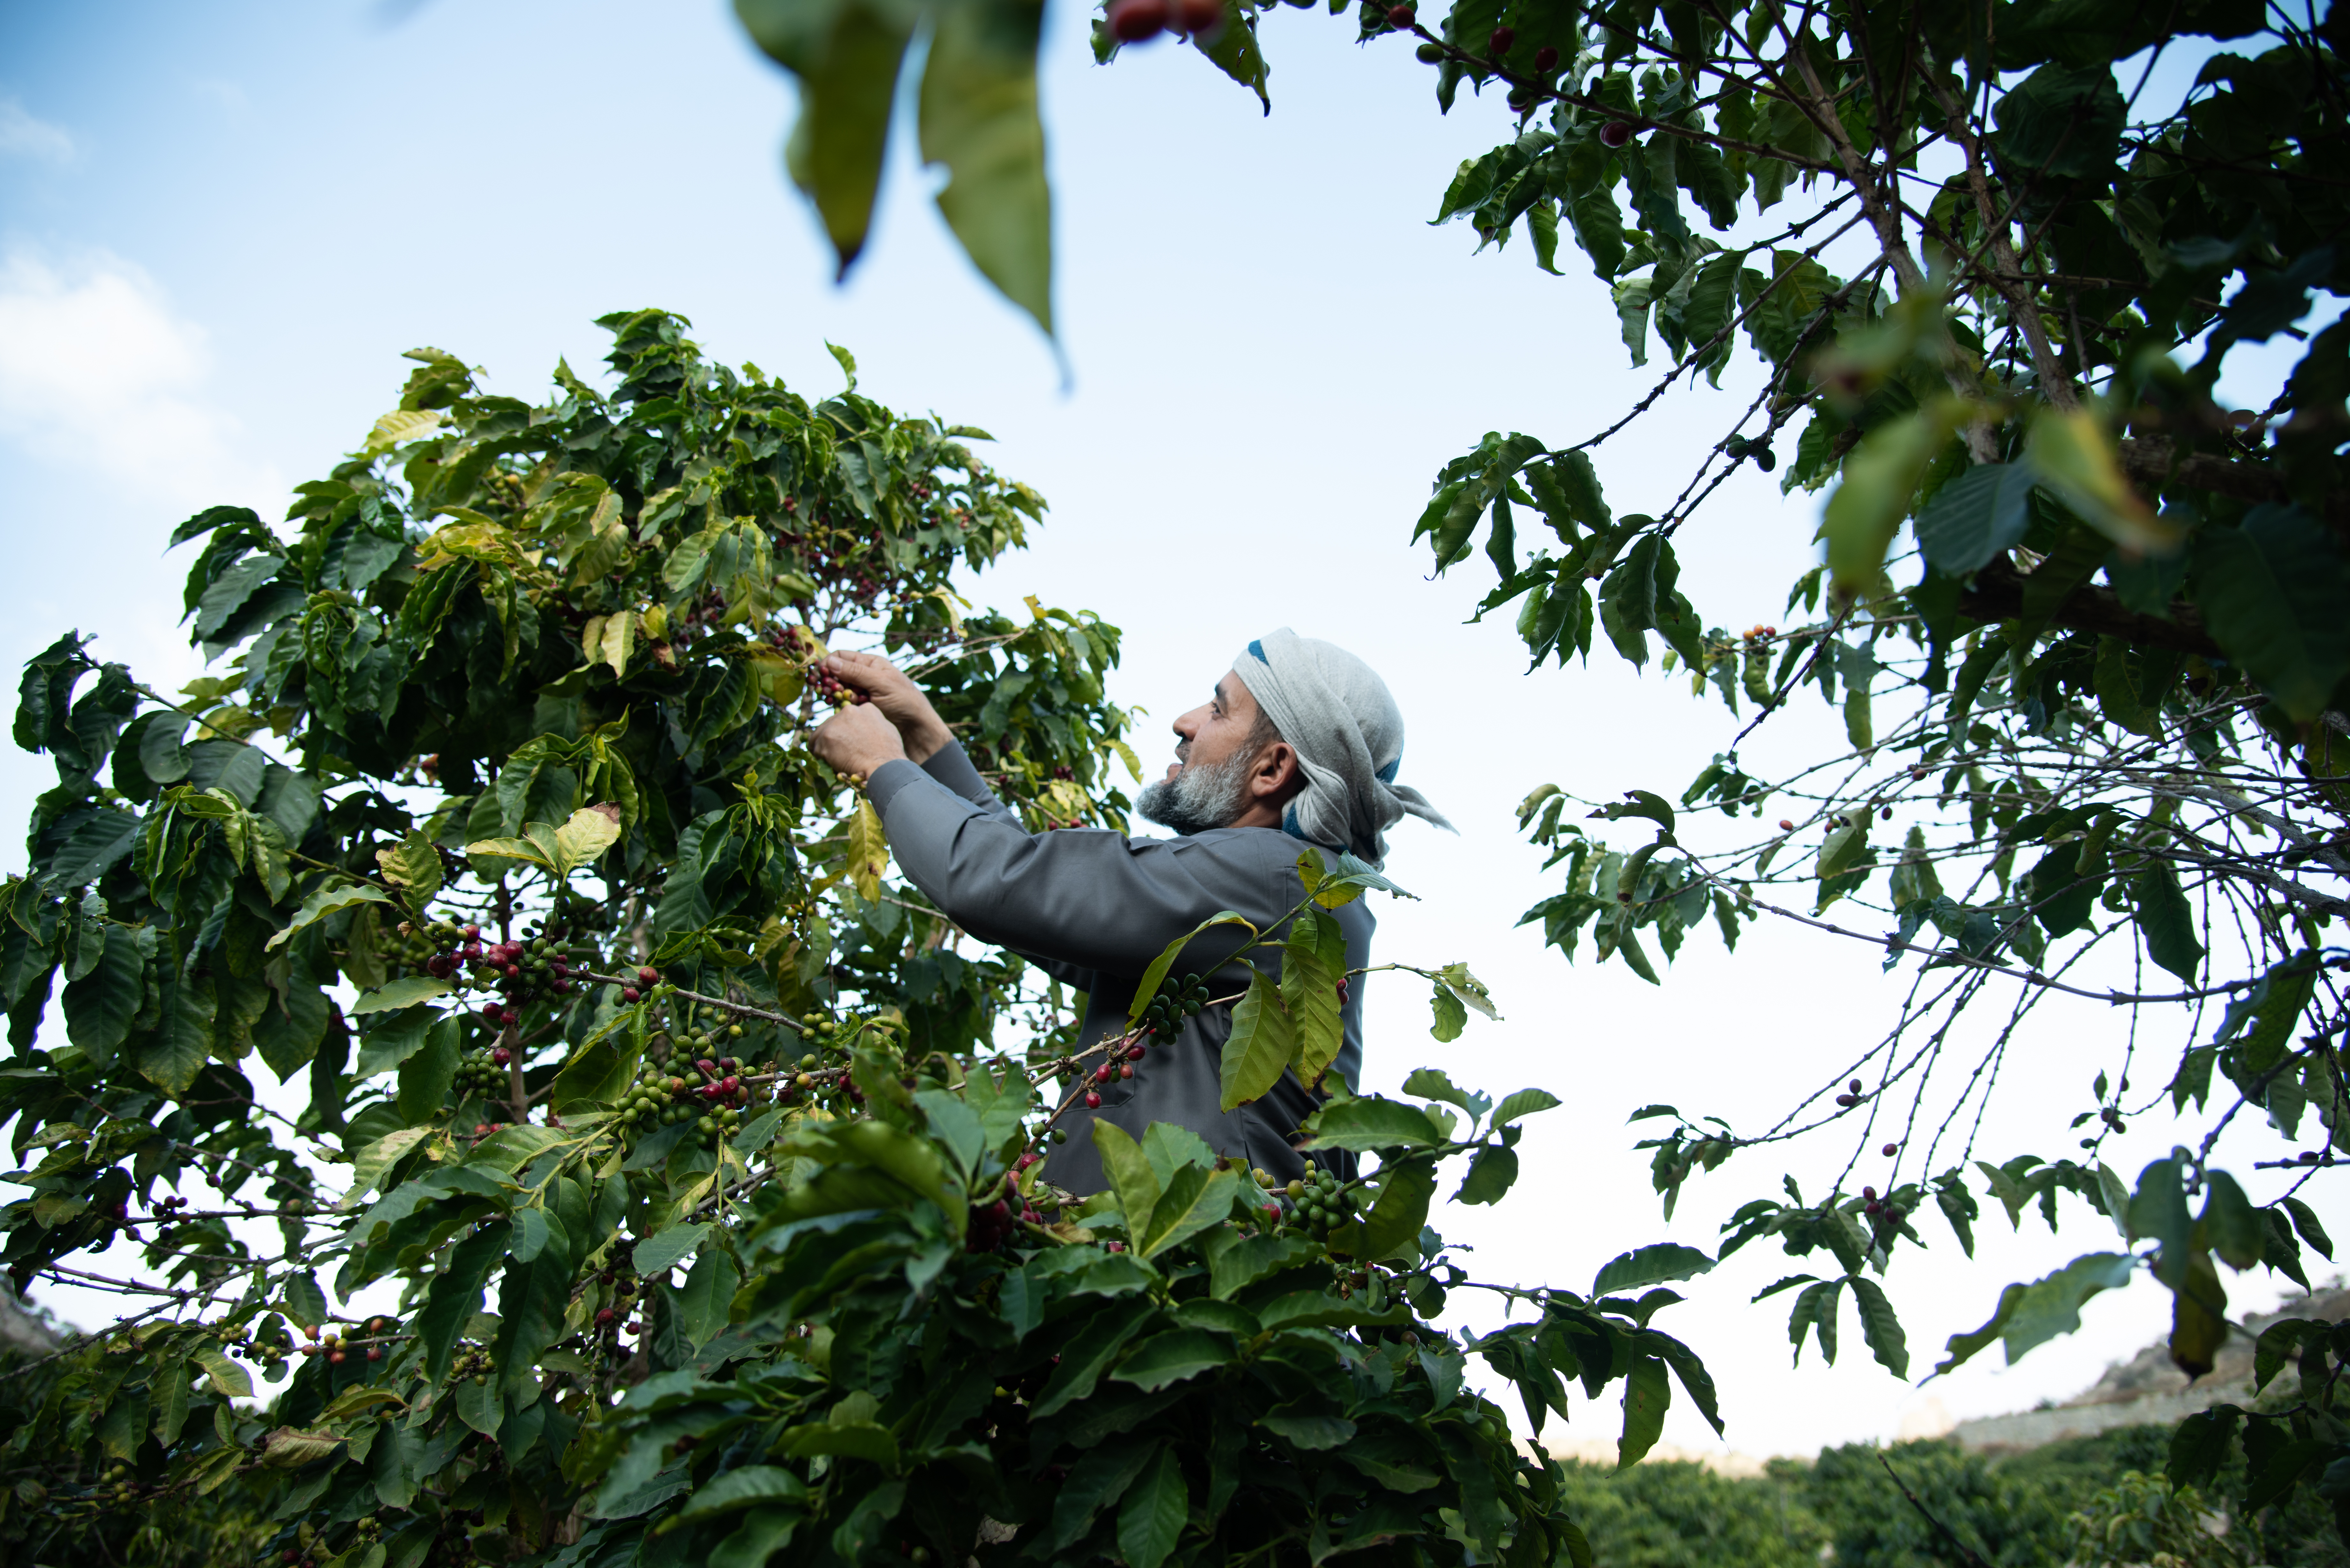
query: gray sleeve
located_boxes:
[867,762,1290,979]
[912,741,1018,821]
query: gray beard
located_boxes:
[1134,749,1255,836]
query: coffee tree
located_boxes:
[0,312,1709,1567]
[748,0,2350,1543]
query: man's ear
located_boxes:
[1251,742,1305,804]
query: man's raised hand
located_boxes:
[820,652,953,763]
[810,702,907,781]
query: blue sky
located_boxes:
[0,0,2331,1460]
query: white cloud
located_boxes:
[0,245,283,509]
[0,98,74,165]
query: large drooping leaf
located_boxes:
[917,0,1053,336]
[2191,504,2350,720]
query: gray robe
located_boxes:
[867,743,1372,1194]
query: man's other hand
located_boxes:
[820,652,953,763]
[811,703,908,780]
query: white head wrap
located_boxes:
[1230,629,1453,869]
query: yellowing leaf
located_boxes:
[346,1125,434,1200]
[597,611,636,677]
[845,796,889,902]
[551,806,623,878]
[2027,407,2179,555]
[1820,401,1964,597]
[361,407,443,456]
[375,833,443,908]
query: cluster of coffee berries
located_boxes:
[1141,975,1208,1040]
[1833,1078,1865,1107]
[449,1344,494,1386]
[1105,0,1220,44]
[410,922,581,1025]
[1283,1167,1356,1237]
[147,1192,191,1220]
[591,1271,642,1342]
[1861,1186,1906,1226]
[1725,434,1778,471]
[615,964,660,1004]
[809,660,865,710]
[616,1051,759,1146]
[670,589,732,650]
[966,1189,1039,1253]
[93,1461,138,1502]
[296,1321,382,1365]
[455,1046,510,1099]
[1740,623,1782,640]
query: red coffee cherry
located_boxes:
[1599,120,1634,148]
[1084,1091,1102,1108]
[1107,0,1168,38]
[1488,24,1514,53]
[1386,2,1415,27]
[1533,43,1558,71]
[1172,0,1221,31]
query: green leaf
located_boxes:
[61,923,148,1067]
[1280,906,1347,1089]
[350,975,451,1017]
[1453,1145,1519,1205]
[1991,61,2126,182]
[1259,1407,1356,1448]
[267,881,391,951]
[1616,1357,1671,1468]
[2191,504,2350,720]
[677,1245,743,1348]
[1429,986,1467,1042]
[917,0,1052,337]
[418,1220,511,1384]
[2132,862,2204,982]
[1592,1243,1715,1297]
[1134,1164,1239,1259]
[191,1347,252,1401]
[1331,1158,1437,1262]
[634,1221,710,1278]
[739,0,916,276]
[680,1468,809,1522]
[1848,1276,1908,1378]
[2199,1171,2264,1271]
[1112,1328,1234,1392]
[1031,1307,1153,1418]
[1932,1252,2136,1375]
[2284,1196,2333,1260]
[1301,1096,1442,1152]
[1128,910,1254,1028]
[549,1024,642,1114]
[395,1018,460,1123]
[1403,1067,1491,1123]
[1492,1087,1560,1126]
[280,1271,328,1330]
[1913,462,2036,577]
[1092,1119,1163,1238]
[1218,969,1295,1112]
[1117,1445,1188,1568]
[1788,1278,1843,1367]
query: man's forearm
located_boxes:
[900,712,955,765]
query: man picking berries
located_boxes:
[810,631,1450,1194]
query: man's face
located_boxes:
[1165,673,1262,781]
[1133,672,1268,835]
